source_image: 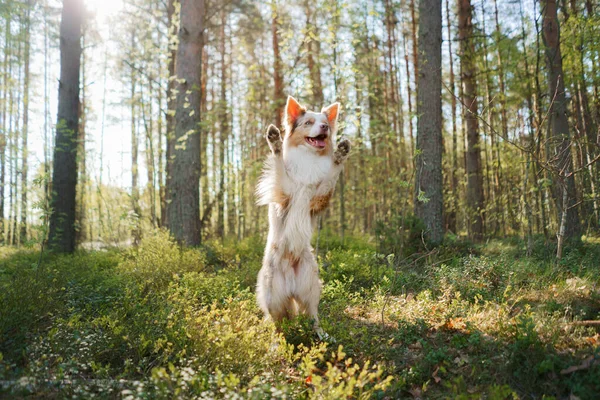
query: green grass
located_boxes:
[1,231,599,398]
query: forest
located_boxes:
[1,0,600,398]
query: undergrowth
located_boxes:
[0,231,599,398]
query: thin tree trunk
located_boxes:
[163,0,177,228]
[409,0,418,82]
[446,0,458,234]
[541,0,581,242]
[98,46,107,240]
[480,3,500,235]
[217,9,227,240]
[492,0,508,233]
[304,1,323,108]
[130,32,141,246]
[139,74,156,229]
[200,43,209,236]
[402,22,415,160]
[0,19,10,244]
[20,0,31,243]
[271,0,284,128]
[77,31,87,245]
[43,1,51,217]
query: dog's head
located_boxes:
[283,96,339,155]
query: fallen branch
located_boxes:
[570,320,600,326]
[560,356,600,375]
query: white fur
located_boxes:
[256,130,344,332]
[283,146,333,186]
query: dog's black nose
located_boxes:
[320,123,329,132]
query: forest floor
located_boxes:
[1,231,599,399]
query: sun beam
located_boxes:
[85,0,124,23]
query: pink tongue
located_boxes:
[315,139,326,147]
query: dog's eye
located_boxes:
[305,121,312,125]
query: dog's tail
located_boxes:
[255,155,278,206]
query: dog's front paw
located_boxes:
[265,124,283,155]
[333,138,351,165]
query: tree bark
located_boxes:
[445,0,458,234]
[304,2,323,108]
[76,31,87,245]
[48,0,83,253]
[0,20,9,244]
[414,0,443,244]
[20,0,31,243]
[402,18,415,160]
[458,0,484,240]
[217,9,227,241]
[541,0,581,241]
[166,0,204,246]
[163,0,177,228]
[130,32,141,246]
[271,0,284,128]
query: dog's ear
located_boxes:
[284,96,306,130]
[322,102,340,130]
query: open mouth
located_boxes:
[305,134,328,149]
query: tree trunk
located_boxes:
[445,0,458,234]
[200,43,209,236]
[98,47,107,240]
[20,0,31,243]
[0,20,10,244]
[163,0,177,228]
[402,19,415,160]
[76,31,87,245]
[458,0,484,240]
[304,2,323,108]
[271,0,284,128]
[217,9,228,241]
[518,0,536,251]
[414,0,443,244]
[43,5,51,221]
[492,0,508,233]
[480,2,500,235]
[130,32,141,246]
[541,0,581,241]
[166,0,204,246]
[48,0,83,253]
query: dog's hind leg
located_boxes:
[257,254,295,323]
[293,252,323,334]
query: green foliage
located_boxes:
[0,230,393,399]
[2,235,600,398]
[374,213,426,256]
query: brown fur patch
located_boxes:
[310,191,333,215]
[283,251,300,274]
[273,187,290,210]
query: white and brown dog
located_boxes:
[256,96,351,335]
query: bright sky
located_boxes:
[29,0,131,199]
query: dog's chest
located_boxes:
[284,147,333,186]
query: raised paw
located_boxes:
[265,124,283,155]
[333,138,351,165]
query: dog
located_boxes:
[255,96,351,335]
